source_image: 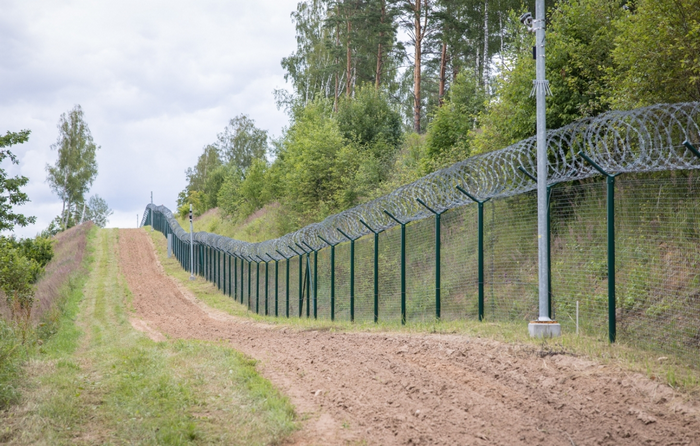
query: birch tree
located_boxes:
[45,105,99,230]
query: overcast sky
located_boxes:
[1,0,298,238]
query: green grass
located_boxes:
[148,227,700,396]
[176,205,285,243]
[2,228,297,445]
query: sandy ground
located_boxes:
[118,229,700,445]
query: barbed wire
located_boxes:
[142,102,700,260]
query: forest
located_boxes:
[177,0,700,238]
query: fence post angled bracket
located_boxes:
[383,210,407,325]
[455,185,490,322]
[337,228,357,323]
[578,151,618,343]
[360,219,383,323]
[318,235,337,321]
[416,198,445,321]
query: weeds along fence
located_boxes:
[143,102,700,367]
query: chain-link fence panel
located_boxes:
[142,101,700,366]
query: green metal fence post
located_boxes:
[257,255,269,316]
[247,257,252,310]
[302,241,318,319]
[267,253,279,317]
[337,229,357,322]
[289,245,303,317]
[383,211,407,325]
[578,151,619,343]
[416,198,446,321]
[277,250,291,318]
[233,255,237,299]
[456,186,491,321]
[318,236,337,321]
[239,254,244,304]
[683,140,700,159]
[255,259,261,314]
[359,220,383,323]
[296,243,310,317]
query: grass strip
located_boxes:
[2,228,296,445]
[148,227,700,395]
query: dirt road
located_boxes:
[118,229,700,445]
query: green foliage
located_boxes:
[336,85,403,150]
[217,114,268,173]
[40,217,63,238]
[0,129,36,231]
[278,99,348,219]
[545,0,623,128]
[610,0,700,107]
[0,239,39,321]
[83,194,113,228]
[0,318,24,408]
[471,1,623,154]
[45,105,100,229]
[425,71,486,168]
[216,165,244,218]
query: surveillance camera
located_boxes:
[519,12,533,26]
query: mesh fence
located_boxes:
[143,102,700,367]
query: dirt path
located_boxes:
[118,229,700,445]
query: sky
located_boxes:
[1,0,299,238]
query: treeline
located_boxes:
[178,0,699,234]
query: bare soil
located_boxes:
[118,229,700,446]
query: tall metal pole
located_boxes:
[150,192,153,231]
[534,0,551,322]
[518,166,555,319]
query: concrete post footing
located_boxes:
[528,321,561,338]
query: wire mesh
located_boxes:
[143,101,700,366]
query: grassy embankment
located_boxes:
[176,204,284,243]
[1,228,296,445]
[148,220,700,396]
[1,223,93,411]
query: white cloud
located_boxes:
[0,0,298,237]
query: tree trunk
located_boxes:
[60,196,66,230]
[499,10,504,68]
[375,0,386,90]
[413,0,423,133]
[334,17,340,112]
[346,19,352,97]
[438,42,447,106]
[64,200,71,229]
[482,0,489,89]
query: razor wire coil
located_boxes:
[142,102,700,260]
